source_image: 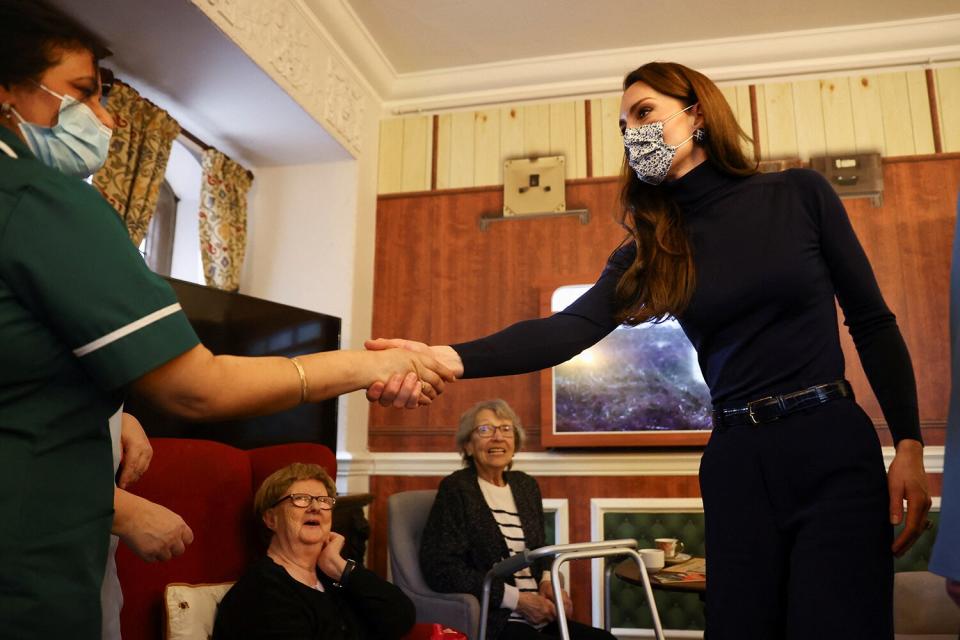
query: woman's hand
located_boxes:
[317,532,348,580]
[361,347,456,408]
[364,339,464,407]
[113,490,193,562]
[117,412,152,489]
[539,579,573,615]
[888,438,932,556]
[515,592,557,625]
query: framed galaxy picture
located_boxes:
[540,284,712,447]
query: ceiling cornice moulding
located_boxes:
[313,8,960,114]
[191,0,374,156]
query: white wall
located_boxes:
[240,157,369,484]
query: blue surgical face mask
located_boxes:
[623,103,698,186]
[10,84,112,178]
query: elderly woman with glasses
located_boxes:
[214,463,415,640]
[420,400,614,640]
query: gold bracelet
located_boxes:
[290,357,309,405]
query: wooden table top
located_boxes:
[614,556,707,593]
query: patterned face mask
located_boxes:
[623,103,698,185]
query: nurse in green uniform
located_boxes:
[0,2,453,637]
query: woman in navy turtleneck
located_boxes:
[367,62,931,639]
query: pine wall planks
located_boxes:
[378,65,959,194]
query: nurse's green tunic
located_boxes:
[0,128,199,638]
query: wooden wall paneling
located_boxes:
[735,85,755,160]
[839,191,911,422]
[753,84,770,159]
[523,103,552,158]
[599,96,624,177]
[474,109,502,187]
[369,180,627,451]
[879,73,919,156]
[907,70,936,155]
[887,159,956,424]
[500,106,525,174]
[819,77,857,154]
[575,100,588,180]
[849,75,886,155]
[792,79,828,161]
[370,194,438,434]
[760,82,799,160]
[400,116,432,192]
[435,114,453,189]
[935,67,960,152]
[549,101,580,179]
[719,86,738,119]
[371,158,957,449]
[449,111,477,188]
[836,158,960,444]
[377,118,404,194]
[589,99,605,176]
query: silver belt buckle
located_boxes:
[746,396,775,425]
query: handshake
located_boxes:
[362,338,463,409]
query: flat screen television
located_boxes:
[124,278,341,451]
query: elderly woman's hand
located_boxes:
[317,532,348,580]
[516,592,557,625]
[539,578,573,615]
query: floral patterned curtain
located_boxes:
[199,149,253,291]
[92,81,180,246]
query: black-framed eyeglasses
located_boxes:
[273,493,337,510]
[474,424,515,438]
[98,67,114,99]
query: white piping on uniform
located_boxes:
[0,140,18,159]
[73,303,182,357]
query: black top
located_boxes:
[213,555,415,640]
[420,467,548,640]
[453,162,921,444]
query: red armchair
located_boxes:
[115,438,435,640]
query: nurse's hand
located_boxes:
[113,489,194,562]
[117,412,152,489]
[364,339,464,407]
[887,438,932,556]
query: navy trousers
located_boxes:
[699,397,893,639]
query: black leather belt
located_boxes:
[712,380,853,429]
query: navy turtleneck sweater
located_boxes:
[452,161,922,445]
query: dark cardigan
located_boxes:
[419,466,548,640]
[213,555,415,640]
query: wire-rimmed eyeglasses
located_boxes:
[273,493,337,510]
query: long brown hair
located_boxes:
[615,62,756,325]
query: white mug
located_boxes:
[654,538,684,559]
[639,548,665,574]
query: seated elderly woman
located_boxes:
[214,463,415,640]
[420,399,616,640]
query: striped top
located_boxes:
[477,478,545,628]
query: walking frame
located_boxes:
[478,538,665,640]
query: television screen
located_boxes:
[552,285,712,434]
[124,278,341,451]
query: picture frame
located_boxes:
[537,281,712,447]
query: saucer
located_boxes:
[664,553,692,565]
